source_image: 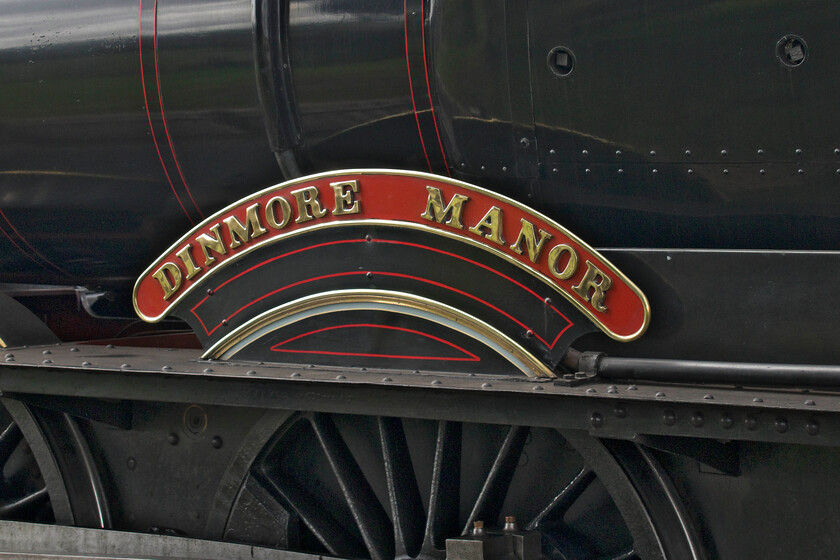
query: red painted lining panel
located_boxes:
[270,323,480,362]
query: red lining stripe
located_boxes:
[0,208,70,276]
[271,323,480,362]
[152,0,203,219]
[191,238,573,346]
[419,0,450,175]
[404,0,433,172]
[139,0,194,225]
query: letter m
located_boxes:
[421,186,469,230]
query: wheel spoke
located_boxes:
[0,485,48,517]
[310,413,394,560]
[423,421,462,552]
[379,417,425,558]
[526,466,596,530]
[254,469,367,558]
[0,421,22,465]
[463,425,529,534]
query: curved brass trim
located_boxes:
[133,169,650,341]
[204,289,555,378]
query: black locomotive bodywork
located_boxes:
[0,1,838,559]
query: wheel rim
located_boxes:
[0,399,68,524]
[216,412,703,560]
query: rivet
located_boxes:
[167,433,179,445]
[685,149,692,156]
[544,297,552,305]
[687,169,693,174]
[795,148,803,155]
[533,385,544,391]
[203,368,214,373]
[614,404,627,418]
[584,168,591,174]
[757,148,764,155]
[207,288,214,296]
[662,410,677,426]
[336,375,346,380]
[806,419,820,435]
[365,234,372,242]
[836,169,840,175]
[42,359,52,364]
[723,169,729,174]
[121,363,131,369]
[366,271,373,279]
[590,412,604,428]
[82,361,91,366]
[628,385,638,391]
[222,320,228,327]
[745,415,759,431]
[720,414,734,429]
[691,412,705,427]
[798,168,804,175]
[835,148,840,155]
[211,436,223,449]
[581,149,589,156]
[162,365,172,371]
[460,162,466,168]
[760,169,766,175]
[703,394,714,400]
[106,344,115,349]
[126,457,137,470]
[649,150,656,156]
[482,383,492,388]
[617,168,624,174]
[247,370,257,376]
[720,149,728,156]
[291,372,301,377]
[585,388,596,394]
[753,397,763,403]
[655,391,666,398]
[361,367,367,371]
[805,399,816,406]
[549,149,556,155]
[431,380,442,385]
[502,166,508,172]
[607,385,617,394]
[42,350,51,355]
[652,168,658,174]
[480,165,486,171]
[70,347,79,352]
[552,168,558,173]
[382,377,392,382]
[775,417,789,433]
[524,330,533,338]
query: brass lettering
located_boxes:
[196,224,227,267]
[265,196,292,229]
[292,186,328,223]
[152,262,182,300]
[571,261,613,312]
[468,206,505,246]
[547,244,578,280]
[175,245,201,280]
[510,219,553,263]
[331,180,361,215]
[224,203,268,249]
[421,186,469,229]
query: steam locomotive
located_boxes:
[0,0,838,559]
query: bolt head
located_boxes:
[590,412,604,428]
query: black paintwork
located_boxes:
[1,0,838,287]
